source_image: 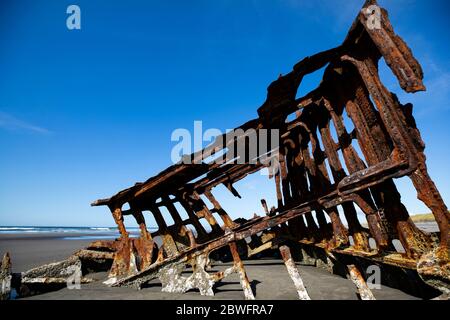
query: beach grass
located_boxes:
[361,212,447,228]
[409,213,438,223]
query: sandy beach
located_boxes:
[0,232,422,300]
[0,233,102,272]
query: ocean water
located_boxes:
[0,226,157,240]
[0,226,119,234]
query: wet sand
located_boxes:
[0,232,112,272]
[0,232,421,300]
[24,261,419,300]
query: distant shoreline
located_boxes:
[409,213,442,223]
[0,213,443,233]
[0,225,157,235]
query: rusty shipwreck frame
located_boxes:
[2,0,448,300]
[86,0,449,298]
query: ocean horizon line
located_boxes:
[0,225,159,234]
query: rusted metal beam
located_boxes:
[347,264,376,300]
[279,245,311,300]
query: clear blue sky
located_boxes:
[0,0,449,227]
